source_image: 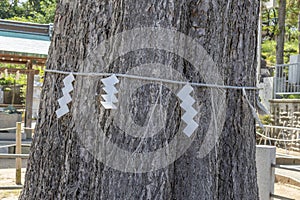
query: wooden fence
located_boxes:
[0,122,30,190]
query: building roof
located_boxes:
[0,34,50,56]
[0,19,52,65]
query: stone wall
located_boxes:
[0,113,21,130]
[269,99,300,151]
[270,99,300,127]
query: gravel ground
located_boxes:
[0,168,299,199]
[274,182,300,199]
[0,168,25,200]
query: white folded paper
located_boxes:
[101,74,119,109]
[177,84,199,137]
[56,73,75,118]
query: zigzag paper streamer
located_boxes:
[56,73,75,118]
[101,74,119,109]
[177,84,199,137]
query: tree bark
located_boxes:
[20,0,260,199]
[276,0,286,65]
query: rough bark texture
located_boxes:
[20,0,259,199]
[276,0,286,65]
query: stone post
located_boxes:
[256,145,276,200]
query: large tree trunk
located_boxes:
[20,0,260,199]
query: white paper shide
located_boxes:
[101,74,119,109]
[56,73,75,118]
[177,84,199,137]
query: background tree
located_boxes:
[20,0,260,199]
[261,0,299,65]
[298,13,300,52]
[0,0,12,19]
[276,0,287,65]
[286,0,300,29]
[0,0,25,19]
[0,0,56,24]
[26,0,56,23]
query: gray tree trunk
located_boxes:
[20,0,260,199]
[276,0,286,65]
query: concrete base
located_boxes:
[256,145,276,200]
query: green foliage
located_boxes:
[0,0,56,24]
[261,0,300,66]
[23,0,56,24]
[262,0,300,41]
[262,40,299,65]
[0,0,28,19]
[285,94,300,99]
[0,0,13,19]
[285,0,300,28]
[261,40,276,65]
[0,64,27,86]
[259,115,272,125]
[262,7,278,40]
